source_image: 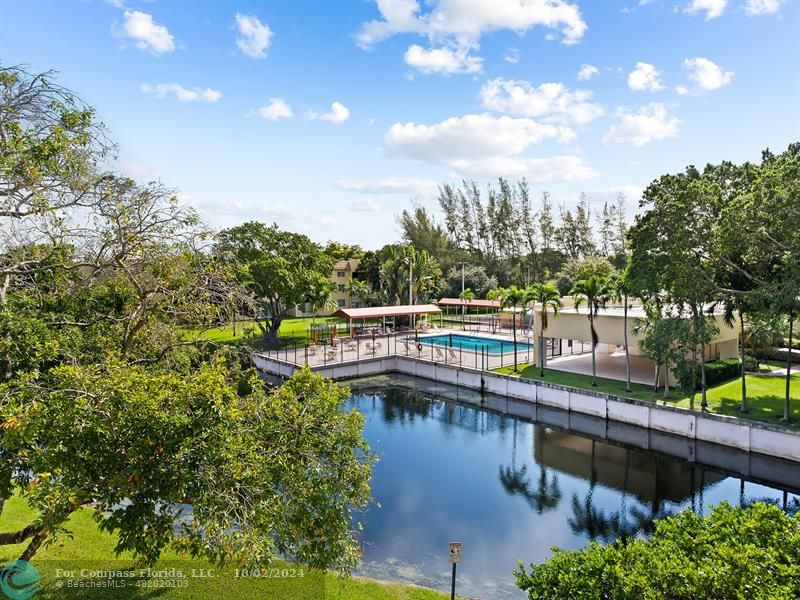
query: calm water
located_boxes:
[421,333,532,354]
[345,373,800,600]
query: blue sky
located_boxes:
[2,0,798,248]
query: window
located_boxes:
[338,284,345,291]
[337,299,346,307]
[336,271,346,278]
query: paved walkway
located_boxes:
[546,351,656,385]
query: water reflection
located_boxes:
[345,374,799,600]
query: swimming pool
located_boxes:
[420,333,532,354]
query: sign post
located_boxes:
[449,542,461,600]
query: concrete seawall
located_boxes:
[253,353,800,465]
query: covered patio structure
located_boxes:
[331,304,442,336]
[530,302,740,387]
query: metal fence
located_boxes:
[259,330,535,372]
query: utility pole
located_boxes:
[460,262,465,294]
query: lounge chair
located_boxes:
[435,348,445,361]
[448,349,459,361]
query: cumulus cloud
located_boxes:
[235,13,273,59]
[117,10,175,55]
[256,98,293,120]
[356,0,587,75]
[139,83,221,103]
[675,85,689,95]
[683,57,734,90]
[603,103,679,147]
[627,62,664,92]
[577,64,599,81]
[479,78,604,126]
[319,102,351,124]
[384,113,595,181]
[404,44,482,75]
[335,177,439,195]
[684,0,728,20]
[745,0,781,15]
[357,0,587,48]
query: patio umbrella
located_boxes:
[449,332,453,348]
[331,324,337,346]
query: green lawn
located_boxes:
[0,495,447,600]
[495,364,800,428]
[187,317,346,345]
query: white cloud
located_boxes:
[256,98,293,120]
[503,48,521,64]
[479,78,604,126]
[404,44,482,75]
[346,198,381,212]
[683,57,734,90]
[627,62,664,92]
[335,177,439,195]
[319,101,351,124]
[384,113,595,181]
[577,64,599,81]
[675,85,689,95]
[745,0,781,15]
[684,0,728,20]
[235,13,273,59]
[357,0,588,47]
[118,10,175,55]
[386,113,570,162]
[139,83,221,103]
[603,103,680,147]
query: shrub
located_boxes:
[676,358,741,390]
[514,502,800,600]
[743,355,760,372]
[765,347,800,364]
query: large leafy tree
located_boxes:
[0,67,375,571]
[0,363,372,569]
[215,222,335,337]
[515,502,799,600]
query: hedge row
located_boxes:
[677,358,741,391]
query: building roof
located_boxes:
[333,259,359,271]
[438,297,501,309]
[331,304,441,320]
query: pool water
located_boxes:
[420,333,532,355]
[345,373,799,600]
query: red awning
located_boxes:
[438,297,500,309]
[331,304,441,320]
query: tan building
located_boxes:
[330,259,361,309]
[524,298,739,386]
[287,258,361,317]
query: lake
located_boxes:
[345,373,800,600]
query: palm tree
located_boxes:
[486,288,503,333]
[571,275,611,386]
[720,297,749,413]
[345,278,372,308]
[608,271,633,392]
[497,285,526,372]
[458,287,475,330]
[528,282,562,377]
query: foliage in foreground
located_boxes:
[515,502,799,600]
